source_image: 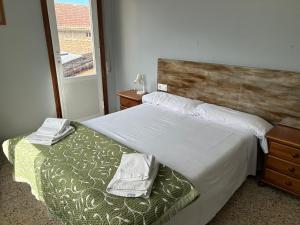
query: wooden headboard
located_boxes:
[157,58,300,124]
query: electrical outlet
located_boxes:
[157,83,168,92]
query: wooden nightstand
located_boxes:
[117,90,145,110]
[261,124,300,197]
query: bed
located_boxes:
[3,58,300,225]
[84,103,257,225]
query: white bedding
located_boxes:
[84,103,257,225]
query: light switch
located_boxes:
[157,83,168,92]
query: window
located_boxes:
[54,0,96,77]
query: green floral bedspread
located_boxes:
[2,122,199,225]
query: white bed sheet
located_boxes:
[84,104,257,225]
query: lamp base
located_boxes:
[136,90,146,95]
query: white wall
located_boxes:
[0,0,56,156]
[111,0,300,109]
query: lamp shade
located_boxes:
[133,73,143,84]
[133,73,146,95]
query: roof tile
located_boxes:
[55,3,90,29]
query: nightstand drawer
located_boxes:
[264,169,300,195]
[120,97,140,108]
[269,142,300,164]
[266,156,300,179]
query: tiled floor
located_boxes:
[1,160,300,225]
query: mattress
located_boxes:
[84,103,257,225]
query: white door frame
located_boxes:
[46,0,67,117]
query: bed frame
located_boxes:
[157,58,300,124]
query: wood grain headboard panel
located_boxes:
[157,58,300,124]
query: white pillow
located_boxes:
[193,103,273,153]
[142,91,204,114]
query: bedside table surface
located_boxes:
[117,90,144,101]
[266,125,300,149]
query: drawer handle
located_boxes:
[288,167,296,173]
[285,181,292,186]
[291,153,299,159]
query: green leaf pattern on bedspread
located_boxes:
[6,122,199,225]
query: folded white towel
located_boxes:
[37,118,70,138]
[27,126,75,146]
[26,126,75,145]
[107,153,159,198]
[117,153,154,181]
[26,118,74,145]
